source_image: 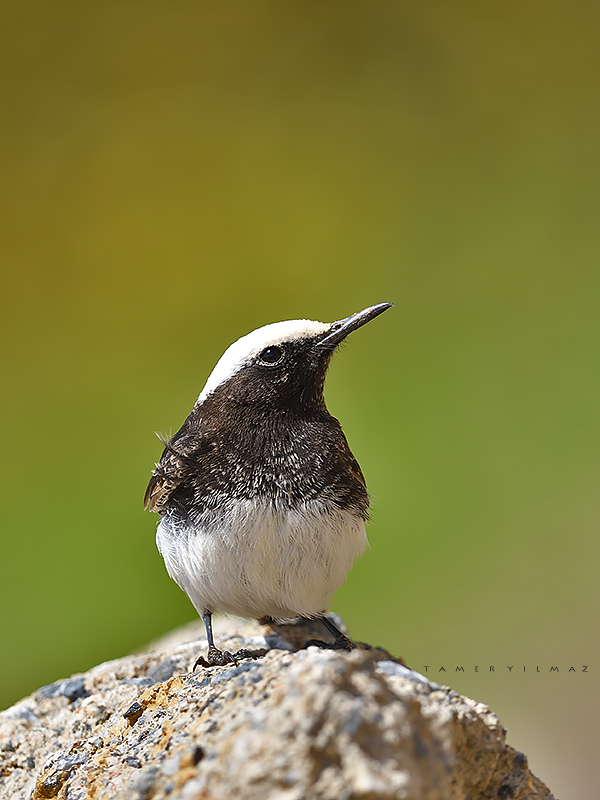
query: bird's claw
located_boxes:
[234,647,269,661]
[193,647,238,670]
[303,635,354,652]
[193,646,269,671]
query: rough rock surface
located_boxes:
[0,616,555,800]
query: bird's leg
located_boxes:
[321,615,354,650]
[193,610,237,669]
[193,611,269,669]
[303,615,354,651]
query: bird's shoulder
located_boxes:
[143,425,213,513]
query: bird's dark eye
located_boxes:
[259,345,284,365]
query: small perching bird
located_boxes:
[145,302,393,667]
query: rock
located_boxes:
[0,616,555,800]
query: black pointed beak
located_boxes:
[317,302,394,349]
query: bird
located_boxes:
[144,302,393,667]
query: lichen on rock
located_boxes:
[0,616,555,800]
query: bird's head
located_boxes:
[195,302,393,414]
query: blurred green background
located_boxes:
[1,1,598,796]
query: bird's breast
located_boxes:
[171,414,370,518]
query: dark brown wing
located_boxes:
[143,427,208,513]
[144,446,186,513]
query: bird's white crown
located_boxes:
[196,318,330,405]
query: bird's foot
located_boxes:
[193,646,270,670]
[193,646,237,670]
[234,647,269,661]
[303,634,354,652]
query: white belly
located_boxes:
[156,498,367,620]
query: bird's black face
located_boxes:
[217,336,334,413]
[198,303,393,415]
[194,303,393,419]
